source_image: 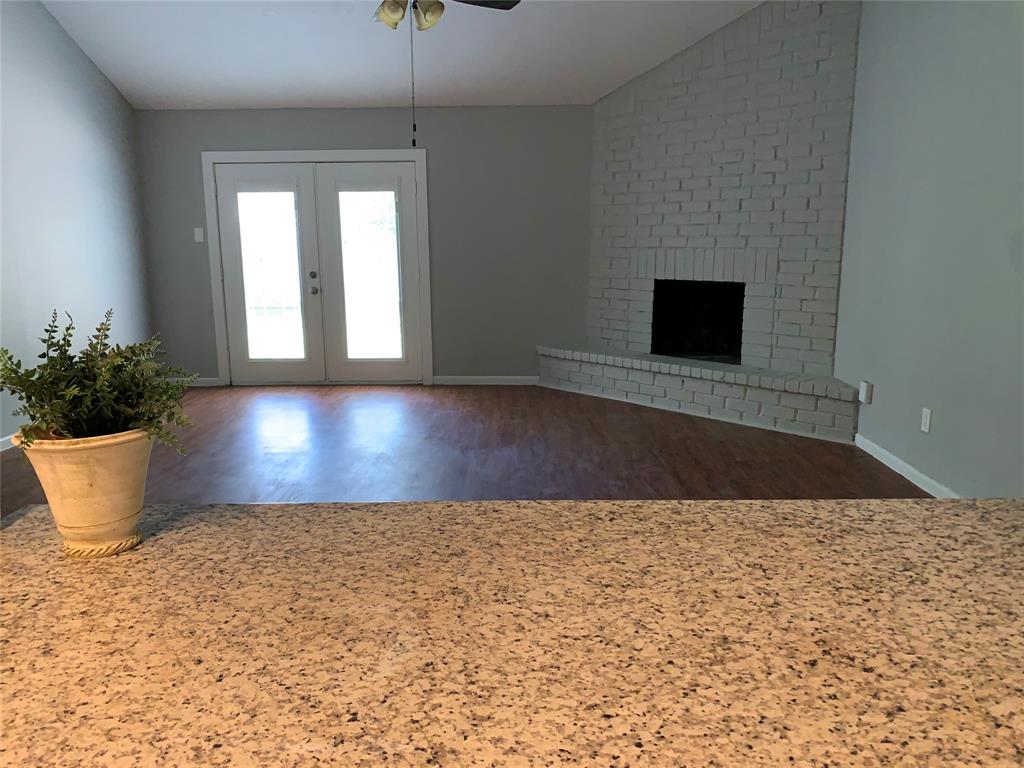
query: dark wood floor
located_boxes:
[1,385,926,515]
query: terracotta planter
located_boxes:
[13,429,153,559]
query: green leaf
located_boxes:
[0,310,198,452]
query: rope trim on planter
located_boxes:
[62,532,143,559]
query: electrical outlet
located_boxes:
[858,380,873,404]
[193,227,205,243]
[920,407,932,433]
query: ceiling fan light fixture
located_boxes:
[373,0,408,30]
[413,0,445,31]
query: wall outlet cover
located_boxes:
[858,380,873,404]
[920,407,932,433]
[193,227,205,243]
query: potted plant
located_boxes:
[0,310,196,558]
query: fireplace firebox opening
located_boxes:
[651,279,744,364]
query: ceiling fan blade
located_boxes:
[451,0,522,10]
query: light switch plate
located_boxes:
[920,407,932,433]
[858,380,873,404]
[193,227,205,243]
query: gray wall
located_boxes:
[0,1,149,437]
[135,107,592,378]
[835,1,1024,497]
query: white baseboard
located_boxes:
[1,432,16,452]
[433,376,539,386]
[190,377,540,387]
[855,434,960,498]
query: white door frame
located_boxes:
[201,149,433,385]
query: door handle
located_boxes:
[311,286,320,295]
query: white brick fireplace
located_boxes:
[541,1,863,442]
[538,345,859,442]
[586,1,859,376]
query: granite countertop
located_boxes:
[2,498,1022,766]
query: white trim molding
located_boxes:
[1,432,17,452]
[200,149,433,386]
[413,156,433,385]
[189,377,228,387]
[855,434,961,498]
[433,376,539,386]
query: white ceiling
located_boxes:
[43,0,759,109]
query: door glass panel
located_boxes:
[337,191,403,359]
[236,191,306,360]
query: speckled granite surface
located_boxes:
[2,499,1022,766]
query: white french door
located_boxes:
[316,162,422,382]
[215,161,424,384]
[216,163,325,383]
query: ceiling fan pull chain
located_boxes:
[409,7,417,148]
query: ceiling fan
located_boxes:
[377,0,521,147]
[373,0,521,31]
